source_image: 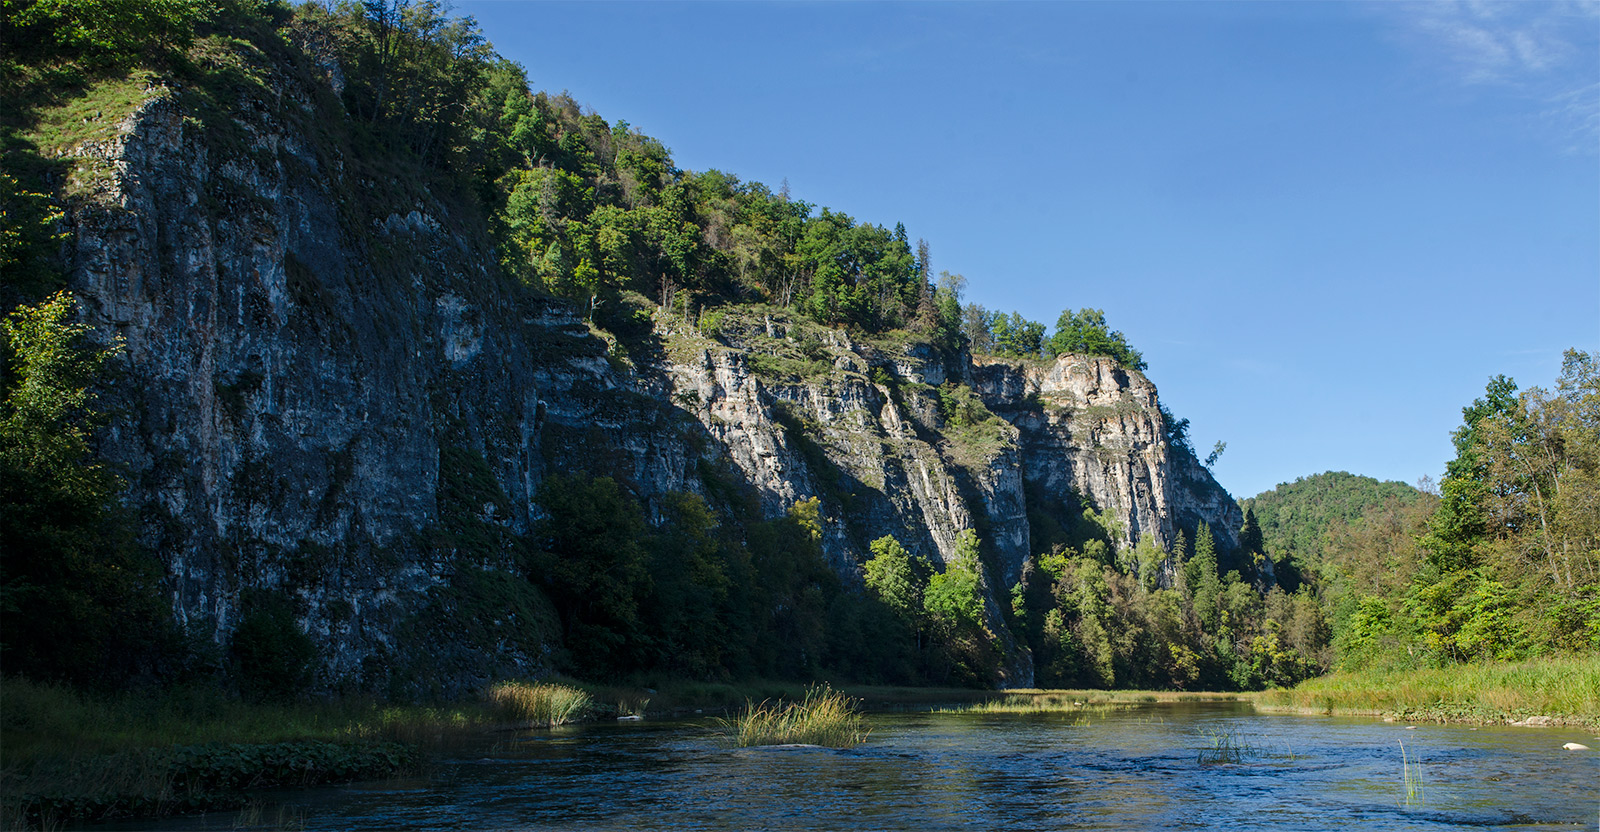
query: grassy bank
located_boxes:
[1252,655,1600,728]
[0,677,600,829]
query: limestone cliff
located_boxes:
[52,45,1242,693]
[971,355,1243,559]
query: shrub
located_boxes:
[229,593,316,703]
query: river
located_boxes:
[101,702,1597,830]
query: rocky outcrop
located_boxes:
[972,355,1243,558]
[56,46,1241,694]
[661,324,1032,684]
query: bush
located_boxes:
[228,593,316,702]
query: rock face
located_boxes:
[972,355,1243,559]
[57,54,1242,694]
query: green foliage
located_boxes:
[644,492,734,677]
[788,495,823,540]
[1019,512,1326,692]
[228,591,316,703]
[434,445,515,560]
[989,311,1046,358]
[1260,355,1600,677]
[1161,404,1194,459]
[1257,654,1600,727]
[5,0,1373,701]
[793,208,919,330]
[863,535,926,624]
[1048,308,1146,371]
[925,532,985,632]
[337,0,493,165]
[1419,375,1519,573]
[397,565,562,696]
[530,473,652,677]
[1,291,119,477]
[1,292,178,687]
[1186,522,1222,628]
[1242,471,1422,577]
[928,271,966,354]
[1204,440,1226,468]
[934,382,989,429]
[0,171,66,300]
[960,302,995,354]
[13,0,214,66]
[1237,506,1263,562]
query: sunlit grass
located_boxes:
[939,689,1241,714]
[718,686,869,748]
[486,681,593,726]
[1253,655,1600,727]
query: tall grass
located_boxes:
[0,676,595,828]
[720,686,869,748]
[486,682,592,726]
[0,678,503,765]
[940,689,1239,714]
[1197,728,1261,765]
[1399,740,1424,806]
[1254,655,1600,727]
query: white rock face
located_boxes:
[971,355,1245,561]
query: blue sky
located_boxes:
[459,0,1600,499]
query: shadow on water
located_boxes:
[86,702,1599,831]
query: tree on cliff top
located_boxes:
[1048,308,1146,371]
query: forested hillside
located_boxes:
[1248,361,1600,672]
[1242,471,1425,590]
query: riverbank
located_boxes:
[0,676,1008,828]
[0,678,479,829]
[15,664,1589,829]
[1252,655,1600,729]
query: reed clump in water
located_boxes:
[1399,740,1424,806]
[486,681,593,726]
[720,686,869,748]
[1197,728,1260,765]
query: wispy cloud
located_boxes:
[1383,0,1600,149]
[1404,0,1594,82]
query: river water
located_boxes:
[108,702,1597,831]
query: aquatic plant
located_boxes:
[487,681,594,726]
[719,686,869,748]
[1399,741,1424,806]
[1197,728,1259,765]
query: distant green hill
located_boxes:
[1242,471,1421,570]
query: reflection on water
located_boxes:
[100,703,1599,831]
